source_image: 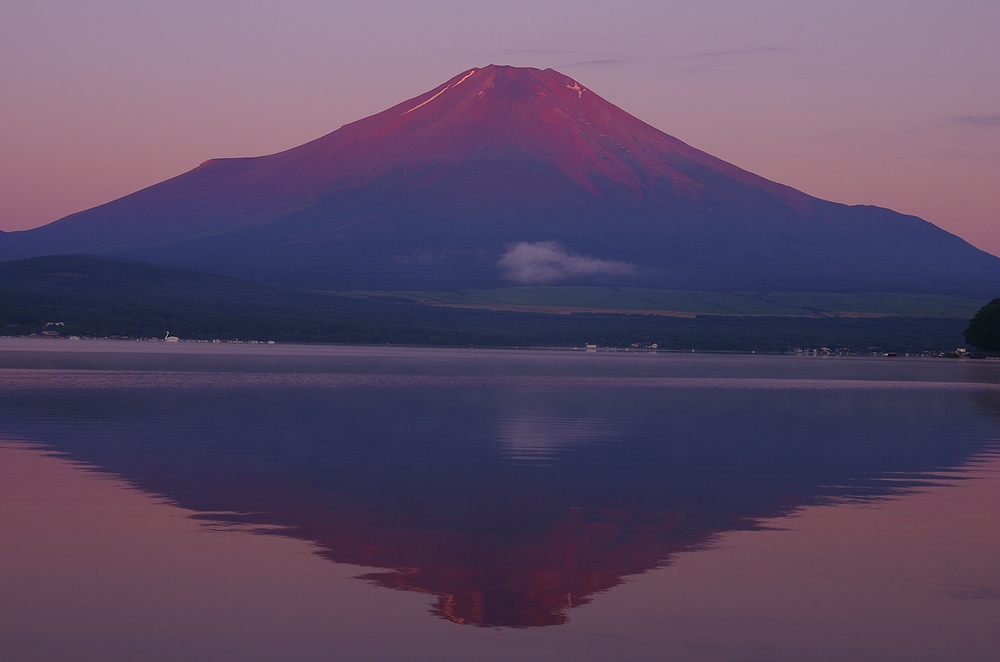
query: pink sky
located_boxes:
[2,1,998,254]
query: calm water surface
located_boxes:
[1,339,999,661]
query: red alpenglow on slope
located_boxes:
[3,65,999,295]
[246,65,807,209]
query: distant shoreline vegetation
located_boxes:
[336,287,984,319]
[0,336,969,360]
[0,255,979,354]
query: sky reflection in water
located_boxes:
[1,342,999,660]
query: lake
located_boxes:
[1,338,998,661]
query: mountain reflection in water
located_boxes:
[1,347,998,628]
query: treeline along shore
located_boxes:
[0,255,973,354]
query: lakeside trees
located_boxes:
[964,299,1000,351]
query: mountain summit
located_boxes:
[2,65,998,294]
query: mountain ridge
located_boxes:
[2,65,998,296]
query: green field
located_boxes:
[340,287,986,319]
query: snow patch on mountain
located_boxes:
[402,86,450,115]
[453,70,477,87]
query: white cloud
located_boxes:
[498,241,635,284]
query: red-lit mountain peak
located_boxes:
[6,66,999,297]
[239,65,806,206]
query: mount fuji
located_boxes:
[2,65,998,295]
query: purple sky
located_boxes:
[2,1,998,254]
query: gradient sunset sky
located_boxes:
[2,1,998,254]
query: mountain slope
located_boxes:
[2,65,998,295]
